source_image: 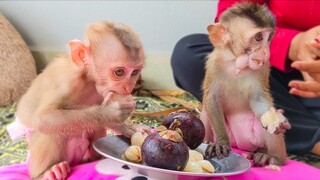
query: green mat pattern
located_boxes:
[0,91,319,168]
[0,103,27,166]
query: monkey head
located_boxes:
[207,2,275,75]
[68,21,144,97]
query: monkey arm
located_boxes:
[202,93,231,158]
[203,90,230,146]
[33,105,117,136]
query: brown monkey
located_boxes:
[9,21,145,179]
[201,2,291,166]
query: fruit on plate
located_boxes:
[124,145,142,163]
[163,109,205,149]
[141,120,189,171]
[131,130,148,147]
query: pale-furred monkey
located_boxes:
[200,2,291,166]
[10,21,145,179]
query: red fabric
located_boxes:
[215,0,320,72]
[0,162,118,180]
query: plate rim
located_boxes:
[93,135,252,177]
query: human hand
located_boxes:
[288,26,320,62]
[288,26,320,97]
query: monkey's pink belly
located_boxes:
[67,134,90,166]
[225,113,266,152]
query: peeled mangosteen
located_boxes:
[141,122,189,171]
[163,109,205,149]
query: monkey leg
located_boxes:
[28,132,70,179]
[40,161,71,180]
[240,125,287,166]
[28,131,92,179]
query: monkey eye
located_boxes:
[114,68,125,76]
[131,69,140,76]
[255,33,263,42]
[268,33,274,41]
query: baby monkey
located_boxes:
[201,2,291,166]
[10,21,145,179]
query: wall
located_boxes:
[0,1,217,90]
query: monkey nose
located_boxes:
[263,50,269,57]
[122,84,134,95]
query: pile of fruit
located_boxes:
[123,109,215,173]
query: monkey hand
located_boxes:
[204,141,230,159]
[111,119,151,138]
[99,92,136,126]
[273,119,291,135]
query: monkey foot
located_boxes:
[205,142,230,159]
[40,161,71,180]
[244,152,283,167]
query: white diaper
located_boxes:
[7,117,32,140]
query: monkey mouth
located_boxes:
[252,59,264,66]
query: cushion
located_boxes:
[0,12,36,106]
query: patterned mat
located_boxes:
[0,89,319,168]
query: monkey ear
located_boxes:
[69,39,89,68]
[207,23,230,48]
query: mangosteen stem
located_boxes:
[168,119,181,130]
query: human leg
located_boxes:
[170,34,213,101]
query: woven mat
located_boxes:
[0,89,319,168]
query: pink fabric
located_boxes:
[225,113,266,152]
[0,152,319,180]
[0,162,118,180]
[7,118,32,141]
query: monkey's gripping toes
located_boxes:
[204,142,231,159]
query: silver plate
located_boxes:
[93,135,251,178]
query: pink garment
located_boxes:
[225,113,266,152]
[7,117,93,167]
[7,117,32,141]
[0,151,319,180]
[0,162,118,180]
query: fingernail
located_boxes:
[291,63,299,69]
[288,83,295,88]
[289,89,297,95]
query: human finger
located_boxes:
[289,80,320,92]
[289,87,320,98]
[291,61,320,73]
